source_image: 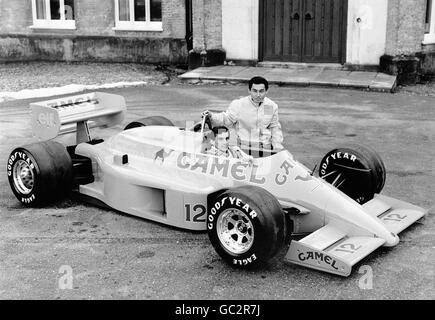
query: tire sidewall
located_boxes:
[207,190,279,267]
[319,148,371,176]
[7,148,41,205]
[354,144,386,193]
[318,146,379,204]
[7,142,72,206]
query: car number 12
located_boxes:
[383,213,407,222]
[333,243,362,254]
[185,204,206,222]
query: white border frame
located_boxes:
[113,0,163,32]
[30,0,76,30]
[424,0,435,44]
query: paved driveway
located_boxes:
[0,84,434,300]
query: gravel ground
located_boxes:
[0,61,434,95]
[396,80,435,96]
[0,61,184,92]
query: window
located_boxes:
[114,0,162,31]
[30,0,76,29]
[424,0,435,43]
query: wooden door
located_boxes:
[260,0,347,63]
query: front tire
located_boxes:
[7,141,72,206]
[318,144,386,204]
[207,186,287,268]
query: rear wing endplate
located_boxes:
[30,92,126,143]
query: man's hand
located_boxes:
[201,110,213,130]
[232,146,254,165]
[272,145,284,153]
[239,155,254,166]
[201,110,212,119]
[246,155,254,166]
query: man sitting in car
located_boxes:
[206,126,253,164]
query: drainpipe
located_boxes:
[185,0,193,51]
[200,0,207,66]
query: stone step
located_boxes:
[179,65,397,92]
[257,61,345,71]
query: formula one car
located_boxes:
[7,92,427,276]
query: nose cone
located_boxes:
[384,232,400,247]
[322,183,401,247]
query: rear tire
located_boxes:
[318,144,386,204]
[124,116,174,130]
[7,141,73,206]
[207,186,287,268]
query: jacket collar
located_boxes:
[249,96,264,108]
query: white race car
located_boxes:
[6,92,427,276]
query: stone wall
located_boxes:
[189,0,225,68]
[385,0,426,55]
[0,35,186,64]
[0,0,187,64]
[191,0,222,51]
[420,43,435,78]
[381,0,432,84]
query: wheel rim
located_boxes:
[216,208,254,254]
[13,159,35,195]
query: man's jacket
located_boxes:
[210,96,284,150]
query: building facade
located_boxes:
[193,0,435,83]
[0,0,188,64]
[0,0,434,83]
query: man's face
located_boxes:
[215,130,230,152]
[249,83,267,104]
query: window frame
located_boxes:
[424,0,435,44]
[30,0,76,30]
[113,0,163,32]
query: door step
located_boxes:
[258,61,345,70]
[179,65,396,92]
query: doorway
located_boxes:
[259,0,347,63]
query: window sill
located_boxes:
[29,22,76,30]
[423,34,435,45]
[113,22,163,32]
[112,27,163,32]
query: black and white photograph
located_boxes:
[0,0,434,312]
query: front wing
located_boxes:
[285,194,426,276]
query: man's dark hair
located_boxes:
[248,76,269,91]
[211,126,229,137]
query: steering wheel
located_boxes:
[192,113,212,133]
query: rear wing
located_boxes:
[30,92,126,143]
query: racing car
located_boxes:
[6,92,427,276]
